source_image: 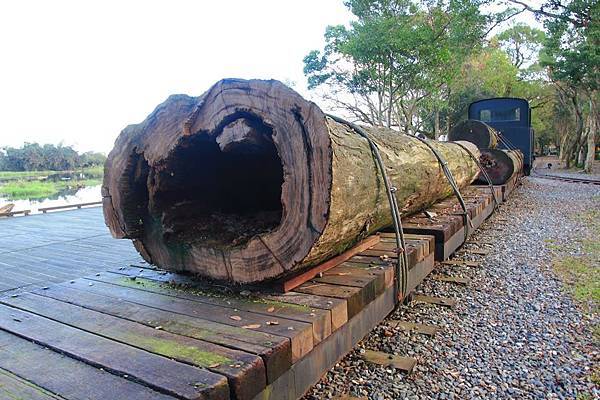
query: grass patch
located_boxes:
[0,166,103,181]
[0,166,103,200]
[550,205,600,395]
[553,208,600,309]
[553,256,600,304]
[0,181,57,198]
[0,178,102,200]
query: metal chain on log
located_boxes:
[414,136,473,241]
[326,114,409,303]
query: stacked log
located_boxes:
[449,120,498,149]
[103,79,480,284]
[479,149,523,185]
[449,119,523,185]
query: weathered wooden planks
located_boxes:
[100,270,332,345]
[2,293,265,400]
[397,186,497,260]
[79,275,314,362]
[0,367,62,400]
[33,282,291,384]
[0,304,229,400]
[0,331,175,400]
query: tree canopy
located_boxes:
[0,143,106,172]
[304,0,598,171]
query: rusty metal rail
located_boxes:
[532,172,600,185]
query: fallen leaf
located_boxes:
[229,315,242,321]
[266,306,275,313]
[208,363,220,368]
[242,324,261,329]
[266,320,279,325]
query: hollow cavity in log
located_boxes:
[154,117,284,249]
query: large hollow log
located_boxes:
[103,79,480,284]
[477,149,523,185]
[449,120,498,149]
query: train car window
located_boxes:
[479,107,520,122]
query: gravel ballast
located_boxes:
[304,177,600,400]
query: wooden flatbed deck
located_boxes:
[0,180,518,400]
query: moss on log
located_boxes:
[103,79,480,284]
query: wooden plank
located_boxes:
[0,304,229,400]
[0,331,176,400]
[412,294,456,307]
[293,282,369,319]
[0,368,62,400]
[99,270,331,345]
[259,291,348,332]
[319,262,393,292]
[361,350,416,373]
[459,249,489,255]
[35,282,291,384]
[2,293,265,400]
[60,278,313,362]
[405,253,435,296]
[279,235,380,292]
[314,262,392,296]
[255,278,398,400]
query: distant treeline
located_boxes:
[0,142,106,171]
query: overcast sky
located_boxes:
[0,1,352,153]
[0,1,540,154]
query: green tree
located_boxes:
[303,0,488,134]
[495,23,545,68]
[516,0,599,171]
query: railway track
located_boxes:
[532,171,600,185]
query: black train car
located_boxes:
[469,98,533,175]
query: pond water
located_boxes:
[0,170,103,215]
[0,185,102,215]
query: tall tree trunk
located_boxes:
[584,94,598,173]
[102,79,481,284]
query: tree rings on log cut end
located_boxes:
[477,149,523,185]
[102,79,481,284]
[449,120,498,149]
[102,79,332,284]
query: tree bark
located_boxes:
[584,95,598,173]
[103,79,480,284]
[448,120,498,149]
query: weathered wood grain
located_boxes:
[0,304,229,400]
[34,282,290,384]
[100,270,331,345]
[0,331,175,400]
[60,278,313,362]
[2,293,265,400]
